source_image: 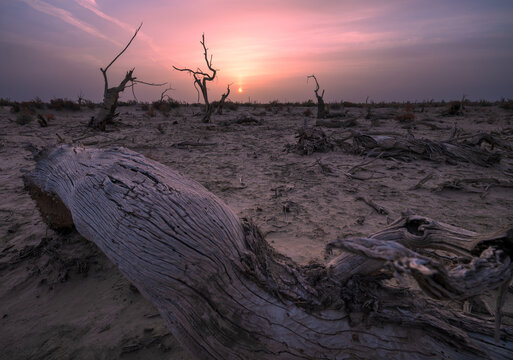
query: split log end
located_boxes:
[24,180,74,230]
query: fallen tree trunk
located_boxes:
[25,145,513,359]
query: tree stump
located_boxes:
[25,145,513,359]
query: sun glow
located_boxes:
[238,86,243,93]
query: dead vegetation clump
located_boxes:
[303,108,313,117]
[500,99,513,110]
[145,105,156,117]
[48,98,81,111]
[442,101,464,116]
[15,111,34,125]
[9,103,21,113]
[394,106,416,123]
[235,114,260,124]
[329,102,342,110]
[10,98,44,114]
[224,101,239,111]
[152,89,182,116]
[315,117,359,128]
[349,132,503,166]
[285,127,335,155]
[219,114,261,126]
[0,98,14,106]
[394,113,416,122]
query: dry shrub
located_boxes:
[10,103,21,113]
[152,98,181,114]
[0,98,14,106]
[16,111,34,125]
[145,105,155,117]
[329,103,342,110]
[500,99,513,110]
[20,98,44,110]
[118,100,137,106]
[394,113,415,122]
[225,101,238,111]
[48,98,80,111]
[442,101,462,116]
[303,108,313,116]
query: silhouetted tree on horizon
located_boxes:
[307,74,326,119]
[173,34,230,123]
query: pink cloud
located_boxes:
[18,0,119,45]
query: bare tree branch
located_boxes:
[133,80,167,87]
[103,23,143,75]
[159,87,175,102]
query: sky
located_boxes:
[1,0,512,103]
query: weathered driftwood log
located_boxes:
[25,145,513,359]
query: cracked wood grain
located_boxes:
[25,145,513,359]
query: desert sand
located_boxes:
[1,102,512,359]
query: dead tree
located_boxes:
[25,145,513,360]
[89,24,165,130]
[216,83,231,115]
[173,34,217,123]
[88,24,141,130]
[77,90,84,108]
[307,74,326,119]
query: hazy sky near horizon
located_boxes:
[1,0,512,103]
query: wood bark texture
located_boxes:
[25,145,513,360]
[89,69,135,130]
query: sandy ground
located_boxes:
[1,103,512,359]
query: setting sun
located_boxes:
[238,86,243,93]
